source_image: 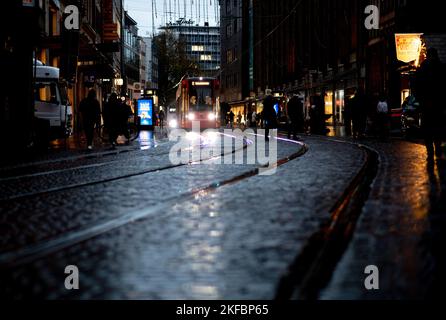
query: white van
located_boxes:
[34,59,73,139]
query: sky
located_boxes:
[124,0,220,37]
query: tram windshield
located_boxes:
[189,82,213,112]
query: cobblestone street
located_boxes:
[1,131,444,300]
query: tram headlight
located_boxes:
[169,119,178,128]
[187,112,195,120]
[207,113,216,121]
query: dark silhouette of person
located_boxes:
[287,94,304,140]
[103,93,121,147]
[229,110,235,128]
[247,109,253,128]
[118,99,132,143]
[262,89,278,141]
[158,109,166,129]
[309,94,326,135]
[237,111,242,126]
[79,89,101,150]
[415,48,446,161]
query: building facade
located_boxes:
[219,0,249,109]
[160,20,221,77]
[138,37,147,89]
[220,0,446,126]
[123,11,140,99]
[142,36,159,90]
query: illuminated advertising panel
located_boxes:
[138,99,153,126]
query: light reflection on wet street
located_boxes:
[0,133,445,300]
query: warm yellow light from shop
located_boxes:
[395,33,423,63]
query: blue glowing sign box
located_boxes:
[137,99,153,126]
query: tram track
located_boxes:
[0,148,176,183]
[274,136,380,300]
[0,141,167,180]
[0,135,308,268]
[0,133,252,202]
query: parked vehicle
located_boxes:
[401,95,422,137]
[33,59,73,141]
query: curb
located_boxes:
[274,138,380,300]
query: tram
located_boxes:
[176,77,220,129]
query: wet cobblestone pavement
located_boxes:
[320,138,446,299]
[0,132,444,300]
[0,132,367,299]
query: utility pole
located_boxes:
[121,0,127,97]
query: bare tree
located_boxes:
[154,30,200,108]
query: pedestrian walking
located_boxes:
[309,95,326,135]
[415,48,446,161]
[262,89,278,141]
[159,108,166,130]
[251,110,257,128]
[229,110,235,129]
[118,99,132,143]
[287,93,304,140]
[79,89,101,150]
[376,94,389,140]
[237,112,242,127]
[247,110,253,128]
[103,93,122,147]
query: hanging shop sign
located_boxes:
[395,33,423,63]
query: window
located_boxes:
[192,45,204,52]
[200,55,212,61]
[35,83,58,103]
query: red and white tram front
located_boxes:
[178,78,220,129]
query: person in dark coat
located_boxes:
[351,88,367,139]
[287,93,304,140]
[79,89,101,150]
[118,99,132,143]
[229,110,235,128]
[158,108,166,129]
[415,48,446,161]
[102,93,121,147]
[309,94,326,135]
[262,89,278,141]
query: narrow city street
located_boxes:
[3,0,446,312]
[0,131,444,300]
